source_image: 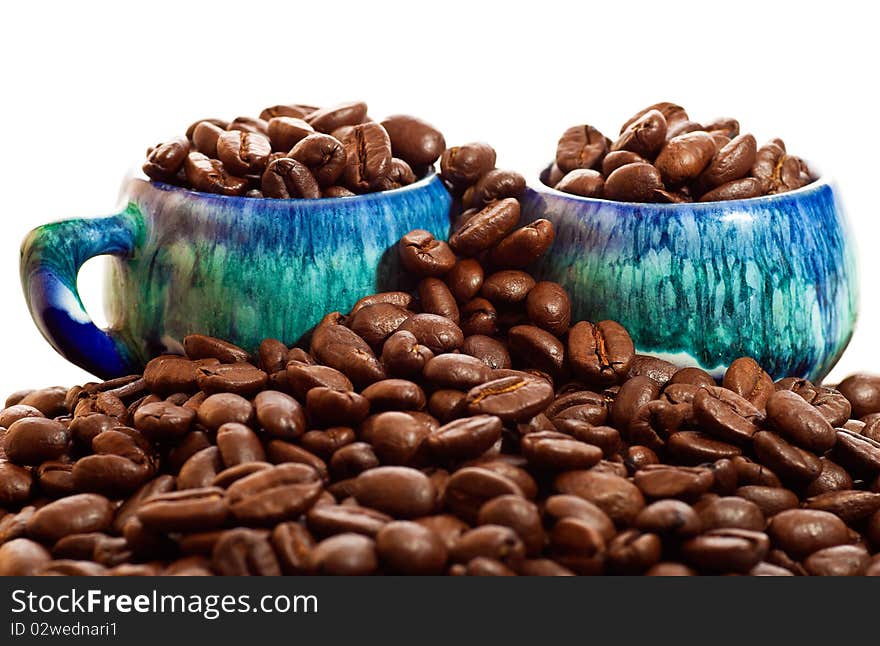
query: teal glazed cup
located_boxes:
[522,170,858,381]
[20,175,451,379]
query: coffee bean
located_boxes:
[27,494,113,543]
[635,499,702,537]
[521,431,602,471]
[554,470,645,527]
[838,374,880,418]
[143,137,190,181]
[465,170,526,208]
[508,325,565,376]
[766,390,836,453]
[375,521,447,574]
[341,122,393,192]
[611,109,667,158]
[700,134,757,188]
[607,529,663,574]
[555,125,608,173]
[525,282,571,336]
[653,131,717,186]
[396,314,464,354]
[832,429,880,476]
[682,529,769,573]
[261,158,321,199]
[804,544,870,576]
[666,431,742,464]
[307,102,368,134]
[0,462,32,506]
[466,375,554,423]
[693,386,763,444]
[700,178,766,202]
[440,142,496,191]
[489,219,555,269]
[353,466,436,518]
[133,401,194,442]
[547,517,606,575]
[398,230,457,277]
[568,320,634,386]
[603,162,664,202]
[310,324,384,386]
[767,509,849,559]
[184,152,248,196]
[418,278,459,324]
[216,130,272,176]
[460,335,512,370]
[0,539,51,576]
[723,357,774,410]
[554,169,605,197]
[191,121,224,156]
[753,431,822,485]
[380,115,445,168]
[734,486,799,518]
[697,496,764,531]
[138,487,229,533]
[3,417,69,465]
[449,198,520,257]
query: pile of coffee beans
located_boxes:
[142,101,445,198]
[545,102,816,203]
[3,141,879,576]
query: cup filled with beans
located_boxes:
[20,102,459,379]
[522,102,856,383]
[2,167,880,575]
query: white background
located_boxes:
[0,0,876,396]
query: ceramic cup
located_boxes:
[20,175,451,379]
[521,169,858,381]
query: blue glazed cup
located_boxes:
[521,169,858,381]
[20,174,451,379]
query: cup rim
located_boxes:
[140,168,442,205]
[531,164,831,209]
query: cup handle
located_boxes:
[20,205,144,379]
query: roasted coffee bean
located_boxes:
[259,105,309,121]
[306,102,368,133]
[700,177,766,202]
[525,282,571,336]
[138,487,229,533]
[805,490,880,525]
[767,509,849,559]
[682,529,769,573]
[380,331,434,377]
[440,142,496,191]
[380,115,445,168]
[3,417,69,465]
[698,496,765,531]
[489,220,555,269]
[216,422,266,467]
[270,522,315,575]
[396,314,463,354]
[547,517,606,575]
[143,137,190,181]
[300,428,356,460]
[375,520,447,574]
[628,355,678,386]
[635,499,702,537]
[0,462,32,506]
[508,325,565,376]
[416,278,458,324]
[309,533,378,575]
[546,390,608,425]
[253,390,306,440]
[554,169,604,197]
[611,376,660,431]
[266,116,314,151]
[838,374,880,418]
[445,259,484,303]
[287,133,348,187]
[342,122,393,192]
[310,324,385,386]
[735,486,799,517]
[191,121,224,156]
[0,539,52,576]
[449,199,520,257]
[832,429,880,476]
[350,292,413,316]
[307,503,391,538]
[603,162,664,202]
[607,529,663,574]
[196,393,253,430]
[226,463,322,525]
[353,466,436,518]
[460,335,512,371]
[459,298,498,337]
[184,152,248,196]
[329,443,380,480]
[143,356,199,393]
[723,357,774,410]
[306,388,370,427]
[444,467,523,524]
[555,470,645,527]
[466,375,554,423]
[568,320,634,386]
[652,131,717,186]
[520,431,602,471]
[693,386,763,444]
[261,158,321,199]
[612,109,667,158]
[732,456,782,487]
[366,412,430,465]
[633,465,714,501]
[555,124,607,173]
[805,458,854,496]
[361,379,426,412]
[766,389,836,453]
[753,431,822,485]
[481,270,535,306]
[398,230,457,277]
[804,544,870,576]
[465,170,526,208]
[700,134,757,188]
[227,116,268,135]
[26,494,113,543]
[216,130,272,176]
[665,431,742,464]
[133,401,194,442]
[286,364,353,400]
[424,353,491,389]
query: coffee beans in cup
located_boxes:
[143,102,445,198]
[3,140,878,577]
[545,102,816,202]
